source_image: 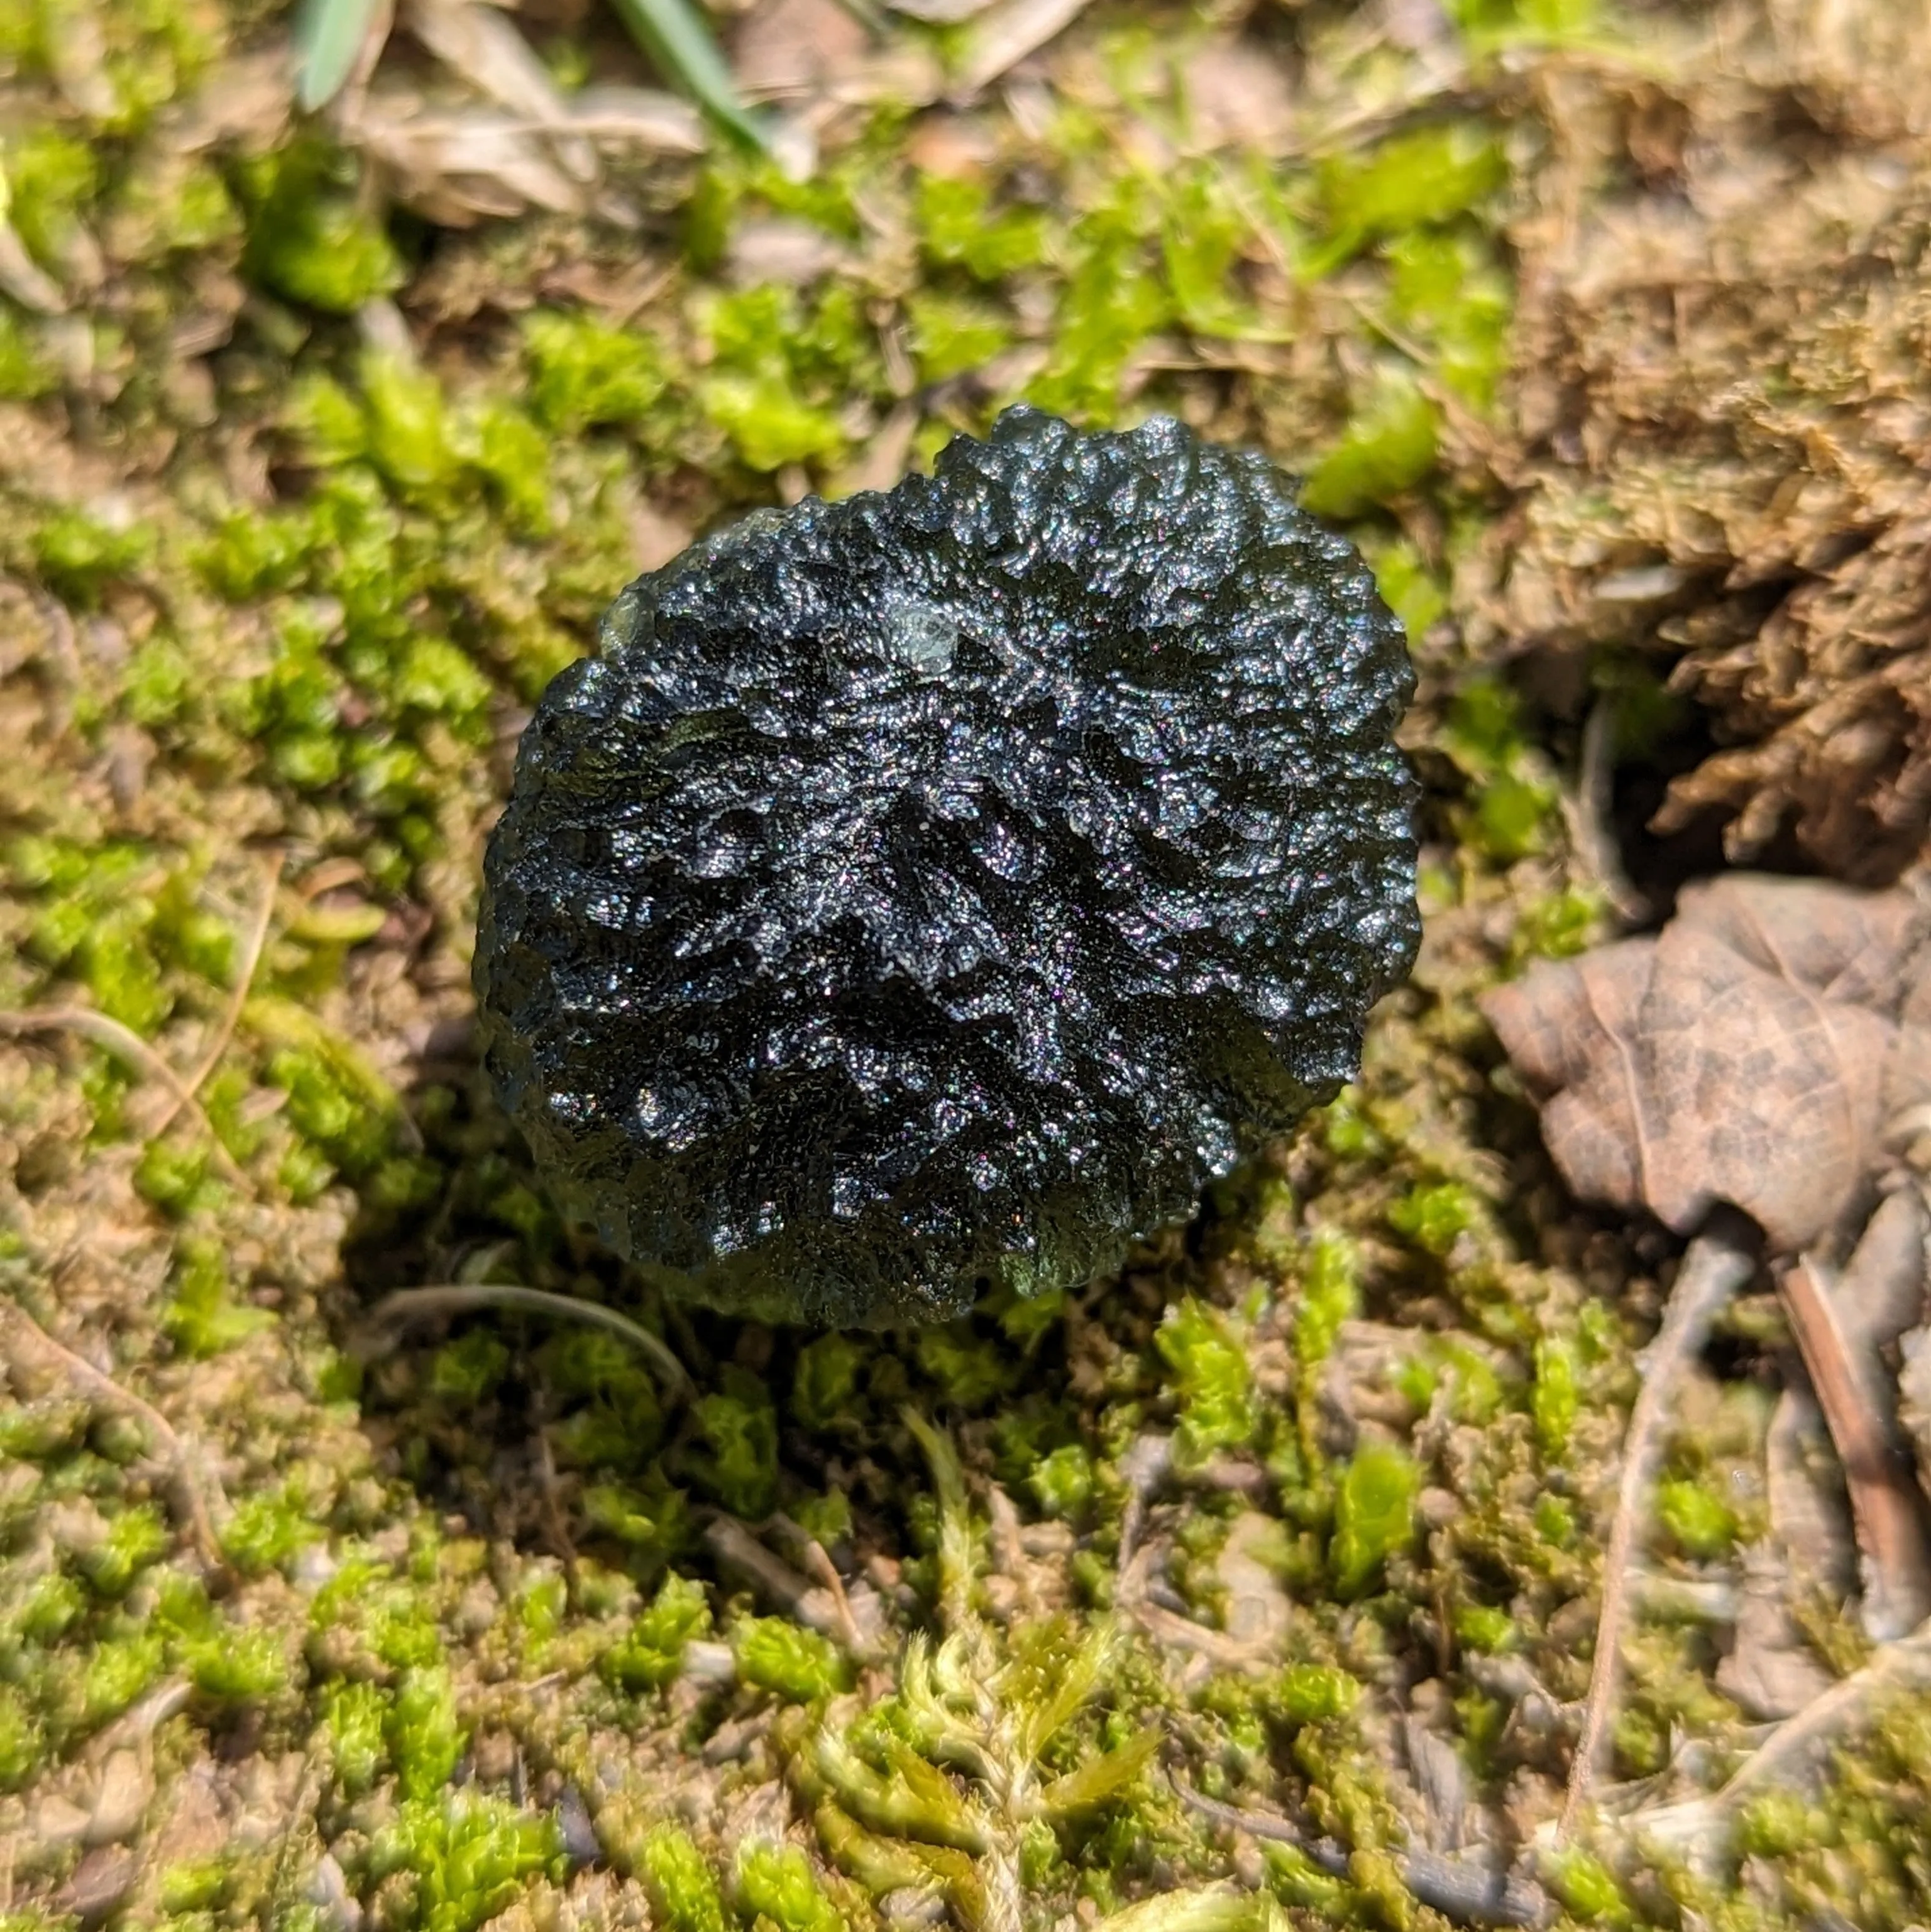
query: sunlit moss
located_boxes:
[1157,1298,1256,1470]
[734,1616,850,1702]
[1328,1444,1419,1598]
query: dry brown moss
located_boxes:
[1475,0,1931,882]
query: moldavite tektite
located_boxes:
[475,407,1419,1327]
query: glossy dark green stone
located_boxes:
[475,407,1417,1327]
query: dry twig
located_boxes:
[151,852,284,1137]
[363,1282,690,1393]
[0,1299,227,1567]
[1172,1775,1551,1928]
[1633,1619,1931,1854]
[0,1007,246,1187]
[1560,1210,1760,1836]
[1779,1254,1931,1638]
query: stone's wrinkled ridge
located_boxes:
[474,407,1419,1327]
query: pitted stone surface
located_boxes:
[475,407,1418,1326]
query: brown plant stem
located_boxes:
[363,1282,690,1393]
[1560,1207,1760,1837]
[0,1006,246,1187]
[151,850,284,1136]
[0,1298,227,1568]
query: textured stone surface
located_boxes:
[475,407,1418,1327]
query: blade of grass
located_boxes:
[294,0,391,109]
[603,0,770,152]
[365,1282,691,1395]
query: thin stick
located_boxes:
[1779,1255,1931,1640]
[0,1298,227,1567]
[152,851,285,1135]
[1560,1210,1759,1837]
[0,1007,246,1187]
[364,1282,690,1394]
[1722,1618,1931,1803]
[1632,1620,1931,1853]
[772,1513,866,1654]
[1171,1776,1551,1929]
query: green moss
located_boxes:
[1312,123,1507,270]
[1329,1444,1419,1598]
[1452,1603,1517,1655]
[164,1235,274,1356]
[905,290,1011,386]
[1509,887,1604,965]
[33,505,155,604]
[366,1791,561,1932]
[545,1326,668,1470]
[255,999,410,1181]
[1269,1664,1360,1727]
[181,1623,289,1701]
[1360,534,1448,642]
[0,309,56,399]
[391,1664,467,1801]
[792,1334,867,1431]
[1656,1478,1739,1561]
[703,370,847,471]
[221,1480,321,1577]
[158,1856,232,1914]
[641,1825,730,1932]
[4,124,99,269]
[685,1368,779,1517]
[1157,1298,1256,1470]
[1385,229,1512,409]
[1387,1181,1476,1260]
[0,1686,43,1791]
[77,1501,169,1596]
[1534,1492,1576,1549]
[1029,1443,1094,1520]
[581,1474,692,1562]
[1031,190,1170,421]
[734,1616,851,1702]
[1299,370,1439,520]
[427,1330,511,1405]
[1531,1336,1578,1457]
[80,1629,165,1725]
[1736,1788,1814,1859]
[1441,678,1560,863]
[916,1324,1016,1408]
[238,138,403,313]
[1449,0,1604,49]
[1260,1841,1352,1914]
[324,1680,392,1796]
[311,1558,444,1672]
[1293,1229,1359,1369]
[793,1490,851,1550]
[735,1842,844,1932]
[916,174,1049,281]
[1546,1848,1632,1926]
[524,311,668,432]
[603,1572,711,1692]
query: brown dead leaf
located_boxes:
[733,0,872,97]
[1176,40,1295,156]
[405,0,593,181]
[351,93,588,225]
[1482,874,1931,1253]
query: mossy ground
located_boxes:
[1,0,1925,1928]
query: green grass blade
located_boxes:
[294,0,388,110]
[604,0,771,151]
